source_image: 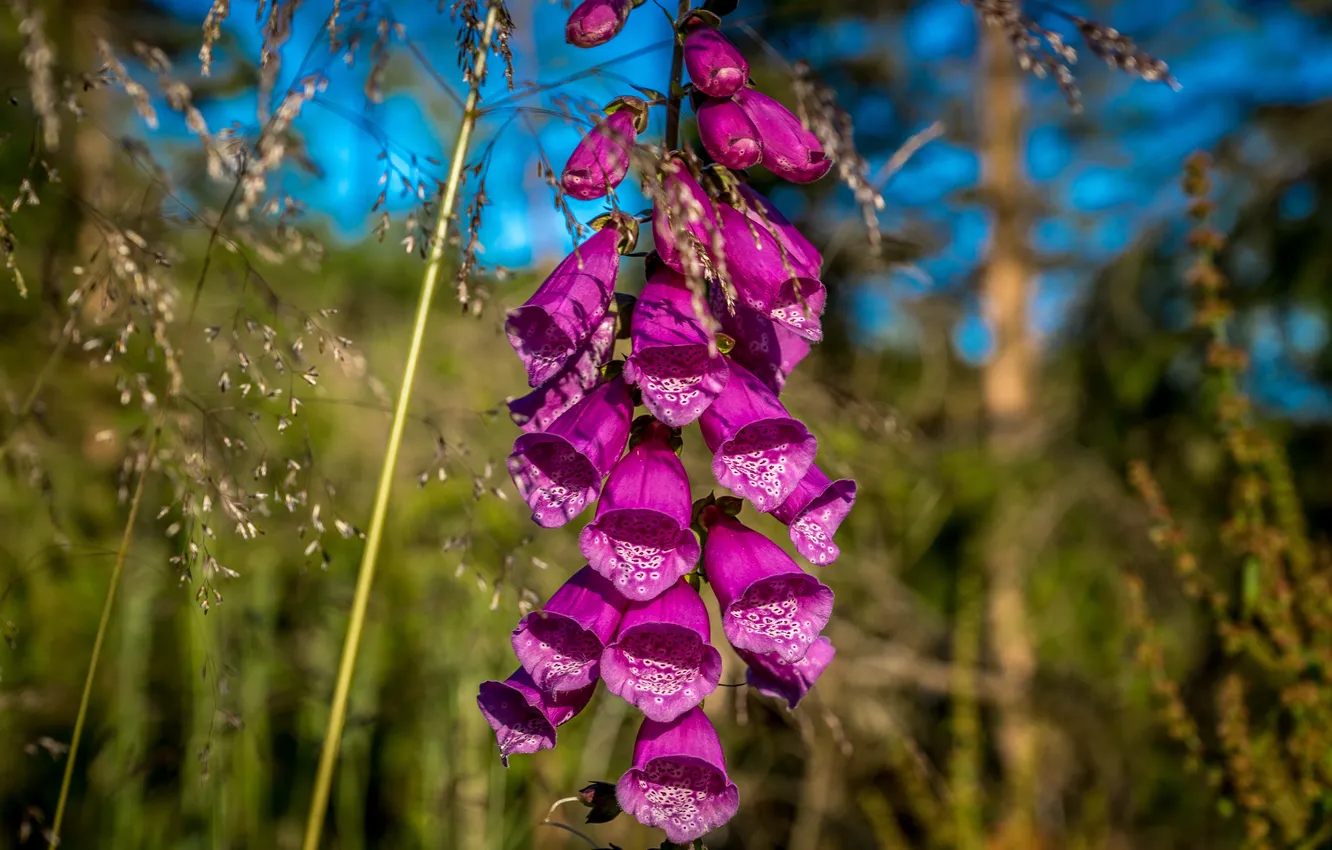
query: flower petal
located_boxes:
[601,578,722,721]
[702,512,833,661]
[698,359,816,511]
[616,707,740,844]
[505,228,621,387]
[624,264,729,427]
[772,466,856,565]
[512,566,628,692]
[580,420,700,598]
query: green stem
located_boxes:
[663,0,690,150]
[50,426,160,846]
[299,6,501,848]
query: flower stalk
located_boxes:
[50,426,160,847]
[299,5,502,848]
[663,0,690,150]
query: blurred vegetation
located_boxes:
[3,0,1332,849]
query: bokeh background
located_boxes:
[2,0,1332,847]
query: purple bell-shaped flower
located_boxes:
[616,706,740,844]
[566,0,634,48]
[476,667,596,765]
[624,260,729,427]
[600,577,723,721]
[580,418,701,599]
[734,87,832,184]
[697,97,761,171]
[698,358,816,512]
[683,19,748,98]
[510,565,628,692]
[561,97,647,200]
[504,225,624,387]
[700,508,833,662]
[736,634,835,709]
[507,375,634,528]
[771,465,856,566]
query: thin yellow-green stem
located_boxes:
[300,6,500,848]
[50,426,160,846]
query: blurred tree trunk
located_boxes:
[977,24,1040,850]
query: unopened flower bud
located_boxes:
[577,781,623,823]
[562,107,639,200]
[734,87,832,184]
[683,22,748,97]
[696,97,761,171]
[566,0,634,48]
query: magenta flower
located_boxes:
[652,157,716,276]
[601,578,723,721]
[616,707,740,844]
[508,375,634,528]
[683,25,748,98]
[511,566,628,693]
[624,262,729,427]
[698,359,816,512]
[561,105,639,201]
[736,635,835,709]
[477,667,596,766]
[506,226,622,387]
[713,296,811,394]
[580,418,700,598]
[565,0,633,48]
[701,510,834,661]
[734,182,822,276]
[734,88,832,184]
[696,97,761,171]
[507,311,617,433]
[772,465,856,566]
[715,202,826,341]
